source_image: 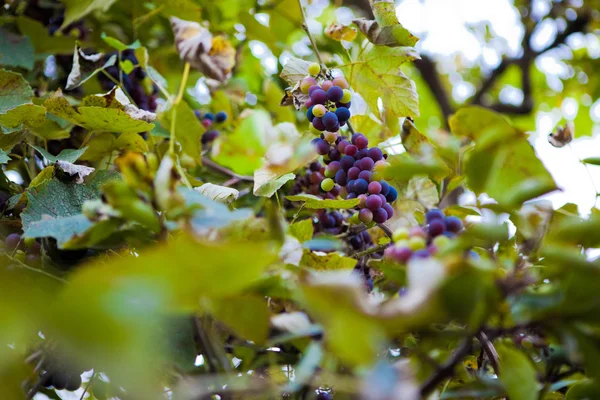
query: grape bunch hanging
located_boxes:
[194,110,228,144]
[384,208,465,263]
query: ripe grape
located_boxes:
[354,178,368,194]
[66,375,82,391]
[335,107,351,122]
[380,180,390,196]
[413,249,430,258]
[346,180,356,193]
[306,106,315,122]
[308,62,321,76]
[321,80,333,91]
[301,77,317,93]
[368,181,382,194]
[322,112,339,131]
[334,170,348,186]
[426,209,445,223]
[5,233,21,251]
[308,85,321,96]
[394,247,413,263]
[445,216,463,233]
[366,195,383,211]
[383,203,394,218]
[204,112,215,121]
[359,157,374,171]
[372,208,388,223]
[337,140,350,153]
[340,156,355,171]
[359,209,373,223]
[385,186,398,202]
[321,178,335,192]
[367,147,383,161]
[358,194,368,208]
[315,139,330,155]
[313,117,326,131]
[428,219,446,237]
[313,104,327,118]
[328,148,341,161]
[327,86,344,102]
[201,130,219,144]
[327,161,341,175]
[358,170,371,182]
[347,167,360,180]
[310,89,327,105]
[354,135,368,149]
[344,145,358,156]
[305,98,313,109]
[409,226,427,238]
[346,192,357,199]
[215,112,228,123]
[332,77,349,88]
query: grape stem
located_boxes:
[351,242,390,258]
[201,156,254,182]
[297,0,326,71]
[377,223,394,239]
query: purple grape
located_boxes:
[310,162,322,171]
[201,130,220,144]
[331,185,340,196]
[359,209,373,223]
[332,123,340,132]
[306,106,315,122]
[344,145,358,157]
[335,170,348,186]
[380,181,390,196]
[315,139,330,155]
[347,179,356,193]
[368,181,382,194]
[313,117,325,131]
[377,194,387,204]
[383,203,394,219]
[311,137,320,146]
[359,157,375,171]
[445,216,463,233]
[340,155,355,171]
[336,101,351,108]
[327,161,341,175]
[366,195,383,211]
[358,170,371,182]
[327,86,344,102]
[335,107,351,122]
[356,148,368,159]
[353,134,368,149]
[348,167,360,180]
[386,186,398,203]
[413,249,430,259]
[308,85,321,96]
[311,89,327,105]
[373,208,388,223]
[367,147,383,161]
[354,179,368,194]
[426,209,445,223]
[428,219,446,237]
[322,112,339,131]
[346,192,357,199]
[337,140,350,153]
[394,247,412,263]
[358,194,368,208]
[328,148,341,161]
[5,233,21,251]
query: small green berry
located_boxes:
[308,62,321,76]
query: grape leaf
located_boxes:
[158,100,203,163]
[340,46,420,119]
[353,0,419,47]
[496,344,538,400]
[286,194,361,209]
[66,45,117,90]
[0,69,34,114]
[208,295,269,345]
[0,149,11,164]
[31,145,87,163]
[61,0,118,30]
[289,219,314,243]
[100,33,141,51]
[195,183,239,204]
[16,17,76,54]
[301,250,358,270]
[0,28,35,70]
[0,104,46,129]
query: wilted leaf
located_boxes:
[353,0,418,47]
[301,250,358,270]
[0,69,34,114]
[55,161,95,184]
[195,183,239,204]
[548,123,574,147]
[340,46,420,119]
[66,45,117,90]
[325,23,358,42]
[280,57,311,87]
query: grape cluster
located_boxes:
[384,209,464,263]
[194,111,228,144]
[289,162,342,200]
[302,67,352,132]
[311,133,398,223]
[313,210,345,235]
[3,233,41,266]
[38,360,84,392]
[98,49,158,112]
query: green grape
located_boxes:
[321,178,335,192]
[308,62,321,76]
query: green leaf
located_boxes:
[158,100,203,163]
[0,69,33,114]
[0,149,11,164]
[209,295,269,345]
[566,380,600,400]
[289,219,314,243]
[31,145,87,163]
[61,0,118,30]
[582,157,600,166]
[65,46,117,90]
[340,46,419,119]
[100,33,141,51]
[80,132,148,161]
[286,194,360,209]
[0,28,35,70]
[280,57,312,87]
[254,171,295,198]
[301,250,357,270]
[29,118,71,140]
[0,104,46,129]
[153,0,202,19]
[44,91,154,133]
[496,343,538,400]
[16,17,76,54]
[212,110,271,175]
[385,153,451,182]
[103,180,161,233]
[353,0,419,47]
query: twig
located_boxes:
[297,0,326,70]
[476,331,500,375]
[79,372,96,400]
[169,62,191,157]
[414,55,454,123]
[193,316,219,373]
[351,242,390,258]
[201,156,254,182]
[420,336,473,397]
[376,223,393,239]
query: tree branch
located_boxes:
[420,336,473,397]
[414,55,454,123]
[476,331,500,375]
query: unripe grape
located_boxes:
[321,178,335,192]
[393,227,409,241]
[409,226,427,238]
[408,236,426,251]
[372,208,388,223]
[321,80,333,91]
[324,131,337,143]
[308,62,321,76]
[313,104,327,118]
[332,77,349,89]
[14,249,26,263]
[433,234,451,249]
[359,208,373,223]
[301,77,317,93]
[341,89,352,103]
[358,194,368,208]
[24,237,36,248]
